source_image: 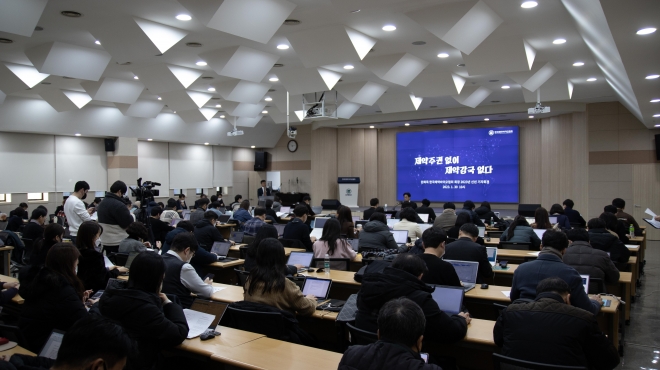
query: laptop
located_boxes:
[313,217,330,229]
[170,218,182,227]
[218,215,231,224]
[347,238,359,252]
[182,210,191,218]
[274,224,286,237]
[211,241,236,261]
[287,252,314,273]
[445,260,479,292]
[477,226,486,238]
[580,275,590,294]
[189,299,229,328]
[525,217,535,225]
[548,216,558,224]
[419,223,433,233]
[230,231,244,243]
[352,216,361,223]
[387,219,398,227]
[280,206,291,214]
[533,229,547,239]
[183,213,191,220]
[106,278,127,291]
[38,330,66,360]
[486,247,497,267]
[301,277,332,304]
[430,285,465,315]
[124,251,139,270]
[418,213,429,223]
[355,220,368,228]
[311,206,323,214]
[390,230,408,246]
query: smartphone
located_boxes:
[204,273,215,281]
[420,353,429,363]
[85,290,104,307]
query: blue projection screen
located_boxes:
[396,126,519,203]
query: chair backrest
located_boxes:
[489,231,504,239]
[234,268,250,287]
[286,275,306,290]
[21,238,34,264]
[114,253,129,267]
[493,353,587,370]
[312,257,350,271]
[280,238,306,251]
[225,306,287,340]
[242,235,255,246]
[345,322,378,345]
[499,241,532,251]
[446,237,457,244]
[589,277,607,295]
[492,302,509,317]
[569,222,585,229]
[0,324,27,347]
[0,221,7,231]
[238,246,249,260]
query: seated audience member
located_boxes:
[264,199,281,223]
[455,200,485,226]
[394,208,423,240]
[600,211,629,244]
[475,201,500,225]
[99,252,188,370]
[244,224,300,276]
[119,222,151,253]
[189,198,209,224]
[211,194,225,208]
[161,233,214,308]
[340,297,443,370]
[336,205,357,238]
[444,223,493,283]
[160,198,180,224]
[510,230,602,315]
[358,212,400,251]
[282,205,314,251]
[9,203,28,219]
[419,228,461,287]
[194,211,232,250]
[208,201,224,219]
[30,223,64,267]
[175,194,187,211]
[6,208,26,232]
[416,199,437,222]
[243,207,267,236]
[22,208,47,242]
[395,202,424,223]
[162,220,194,254]
[163,220,217,277]
[530,207,556,230]
[500,215,541,250]
[18,244,89,352]
[149,206,173,245]
[302,195,316,219]
[313,218,357,269]
[494,277,619,369]
[194,194,207,209]
[356,254,469,343]
[76,222,127,293]
[433,202,458,231]
[229,194,242,211]
[563,228,619,292]
[0,213,7,229]
[612,197,641,236]
[549,203,571,230]
[272,195,282,212]
[447,213,485,245]
[233,200,253,227]
[363,198,380,221]
[124,198,136,222]
[244,238,317,316]
[587,217,630,268]
[563,199,586,227]
[402,192,418,209]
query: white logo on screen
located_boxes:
[488,130,494,136]
[490,129,514,135]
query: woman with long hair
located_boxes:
[99,252,188,370]
[313,218,357,269]
[76,221,127,292]
[244,238,316,316]
[393,208,423,240]
[19,243,89,352]
[501,215,541,250]
[244,224,299,275]
[549,203,571,229]
[31,223,64,267]
[531,207,555,230]
[336,205,356,238]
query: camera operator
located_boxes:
[97,181,134,254]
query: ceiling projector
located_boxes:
[227,129,244,136]
[287,126,297,139]
[528,102,550,114]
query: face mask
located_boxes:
[95,238,102,252]
[75,266,78,274]
[81,191,87,200]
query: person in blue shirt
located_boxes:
[243,208,267,236]
[232,200,253,228]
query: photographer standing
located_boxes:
[97,181,134,254]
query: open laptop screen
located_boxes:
[580,275,590,294]
[314,217,329,229]
[347,239,359,251]
[486,247,497,264]
[211,242,231,257]
[287,252,314,267]
[170,219,182,227]
[418,213,429,223]
[352,216,360,223]
[230,231,244,243]
[274,224,286,237]
[280,206,291,214]
[548,216,557,224]
[190,299,229,328]
[445,260,479,284]
[39,330,65,360]
[302,277,332,299]
[430,285,464,315]
[387,219,398,227]
[391,230,408,244]
[533,229,547,239]
[477,226,485,238]
[218,215,231,223]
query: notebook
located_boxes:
[486,247,497,267]
[445,260,479,292]
[310,228,323,239]
[580,274,590,294]
[189,299,229,328]
[230,231,244,243]
[390,230,408,245]
[477,226,486,238]
[38,330,65,360]
[210,241,235,261]
[287,252,314,272]
[301,277,332,303]
[430,285,464,315]
[418,213,429,223]
[533,229,547,239]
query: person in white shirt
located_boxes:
[160,198,180,224]
[160,232,214,308]
[393,208,423,240]
[63,181,93,243]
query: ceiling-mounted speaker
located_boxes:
[104,138,116,152]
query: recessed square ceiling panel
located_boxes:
[377,92,422,114]
[115,100,166,118]
[409,70,464,98]
[199,46,279,83]
[270,90,303,115]
[80,78,145,105]
[0,63,49,93]
[133,64,202,94]
[133,18,189,54]
[406,0,503,55]
[335,81,388,106]
[521,73,571,103]
[177,108,218,123]
[268,107,303,124]
[362,53,429,86]
[522,62,558,92]
[277,68,342,95]
[287,25,377,68]
[39,89,92,112]
[215,80,270,104]
[88,17,163,64]
[452,86,492,108]
[0,0,48,37]
[462,36,533,76]
[230,115,264,128]
[336,101,362,119]
[179,0,296,44]
[160,90,213,111]
[24,42,112,81]
[222,101,268,118]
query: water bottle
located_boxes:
[324,253,330,273]
[490,217,494,226]
[384,204,388,211]
[629,224,634,237]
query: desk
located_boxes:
[215,223,234,239]
[228,245,304,259]
[210,336,342,370]
[301,270,360,300]
[208,259,245,285]
[176,326,264,356]
[424,318,498,369]
[0,274,23,304]
[0,344,36,358]
[0,246,14,276]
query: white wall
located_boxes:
[0,132,56,193]
[55,136,108,192]
[138,141,170,194]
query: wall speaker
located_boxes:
[655,134,660,160]
[104,138,116,152]
[321,199,341,209]
[254,151,268,171]
[518,204,541,217]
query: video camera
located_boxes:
[130,178,160,205]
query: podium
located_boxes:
[338,177,360,207]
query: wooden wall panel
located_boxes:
[336,129,352,178]
[351,129,366,205]
[633,163,660,240]
[519,121,542,204]
[377,129,397,206]
[570,112,589,215]
[311,127,337,205]
[363,129,379,207]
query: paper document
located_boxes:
[625,244,638,250]
[212,286,225,293]
[645,208,657,218]
[183,309,216,339]
[643,218,660,229]
[502,291,511,298]
[103,255,114,268]
[527,251,540,256]
[276,212,287,217]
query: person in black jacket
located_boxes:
[600,210,629,244]
[587,218,630,268]
[363,198,380,221]
[97,181,134,254]
[264,199,281,223]
[148,206,173,246]
[99,251,188,370]
[455,200,485,226]
[22,208,47,242]
[30,223,64,267]
[563,199,586,227]
[474,201,500,225]
[18,243,89,352]
[340,297,442,370]
[356,254,470,344]
[419,228,461,287]
[193,211,232,251]
[282,205,314,251]
[76,221,127,293]
[494,277,619,369]
[447,213,485,245]
[415,199,436,222]
[443,223,493,283]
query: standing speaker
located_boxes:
[655,134,660,160]
[518,204,541,217]
[254,151,268,171]
[104,138,116,152]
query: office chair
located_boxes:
[493,353,587,369]
[489,231,504,239]
[234,268,250,287]
[345,322,378,345]
[280,238,307,251]
[498,241,532,251]
[225,305,288,341]
[286,275,306,290]
[312,257,350,271]
[242,235,255,246]
[589,277,607,295]
[0,324,27,348]
[238,246,249,260]
[446,237,457,244]
[20,238,34,265]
